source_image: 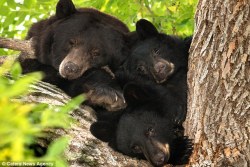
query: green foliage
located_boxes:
[0,0,197,55]
[0,59,84,166]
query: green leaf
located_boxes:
[0,6,9,15]
[0,72,42,98]
[46,137,70,157]
[23,0,36,9]
[0,0,6,7]
[10,62,22,80]
[2,12,16,28]
[59,95,85,114]
[6,0,16,9]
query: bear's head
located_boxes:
[123,19,192,83]
[90,82,193,166]
[38,0,129,80]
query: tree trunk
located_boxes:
[185,0,249,166]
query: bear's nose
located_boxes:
[64,61,79,74]
[155,62,167,74]
[153,151,167,166]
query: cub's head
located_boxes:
[91,82,193,166]
[124,19,192,83]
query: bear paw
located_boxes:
[86,87,126,112]
[169,136,193,165]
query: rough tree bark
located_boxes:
[185,0,249,166]
[0,38,152,167]
[0,37,34,57]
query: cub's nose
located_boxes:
[155,62,167,74]
[64,61,79,74]
[153,151,168,166]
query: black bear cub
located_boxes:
[121,19,191,92]
[91,81,193,166]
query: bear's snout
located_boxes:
[65,61,79,73]
[152,151,168,167]
[155,62,167,73]
[60,61,81,80]
[153,61,175,83]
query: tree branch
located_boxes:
[0,37,35,58]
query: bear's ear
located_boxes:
[90,121,116,142]
[136,19,159,39]
[56,0,76,19]
[123,82,158,105]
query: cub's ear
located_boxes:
[123,82,159,105]
[90,121,116,142]
[136,19,158,39]
[56,0,76,19]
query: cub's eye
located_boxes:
[152,48,160,55]
[91,49,100,57]
[69,39,77,46]
[146,127,155,136]
[136,65,146,74]
[148,127,154,132]
[131,145,142,153]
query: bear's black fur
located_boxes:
[119,19,192,99]
[90,80,193,166]
[21,0,131,80]
[91,19,193,166]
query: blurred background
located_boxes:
[0,0,198,55]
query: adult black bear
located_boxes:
[90,81,193,166]
[19,0,133,111]
[21,0,131,80]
